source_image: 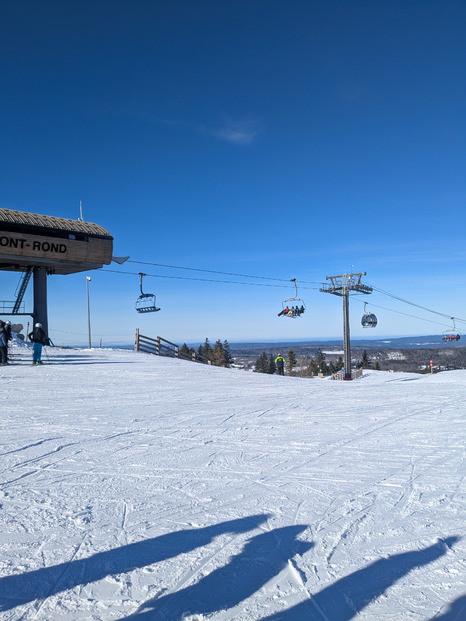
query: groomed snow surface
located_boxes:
[1,343,465,620]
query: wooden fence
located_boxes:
[134,329,212,365]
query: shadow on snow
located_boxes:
[261,537,460,621]
[121,524,313,620]
[0,519,459,620]
[0,514,269,612]
[430,593,466,620]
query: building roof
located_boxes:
[0,208,113,239]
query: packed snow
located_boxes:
[1,342,465,620]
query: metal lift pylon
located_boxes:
[320,272,373,380]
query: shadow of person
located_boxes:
[0,513,269,612]
[123,524,313,620]
[430,593,466,620]
[261,536,460,620]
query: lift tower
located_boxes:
[320,273,373,380]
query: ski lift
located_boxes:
[278,278,306,318]
[135,273,160,313]
[361,302,377,328]
[442,317,461,342]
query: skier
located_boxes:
[278,306,289,317]
[4,320,12,341]
[0,321,7,365]
[275,352,285,376]
[28,322,49,365]
[4,320,12,362]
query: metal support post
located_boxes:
[86,276,92,349]
[33,267,48,334]
[342,289,351,379]
[320,272,373,382]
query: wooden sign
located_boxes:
[0,231,113,274]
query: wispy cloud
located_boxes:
[115,106,263,145]
[208,118,263,145]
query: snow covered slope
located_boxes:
[0,345,465,620]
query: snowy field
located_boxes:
[0,343,465,620]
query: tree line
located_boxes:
[254,349,380,376]
[180,338,233,368]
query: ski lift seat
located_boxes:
[135,273,160,313]
[281,301,306,318]
[279,278,306,318]
[136,294,160,313]
[442,333,460,342]
[361,312,377,328]
[442,318,461,343]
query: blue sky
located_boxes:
[1,0,465,346]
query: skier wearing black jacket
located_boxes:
[28,323,49,365]
[0,322,7,365]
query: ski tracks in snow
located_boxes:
[1,350,465,619]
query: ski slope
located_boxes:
[0,343,465,620]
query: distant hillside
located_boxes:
[229,335,465,351]
[228,336,466,373]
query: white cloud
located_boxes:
[210,118,262,145]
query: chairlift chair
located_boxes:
[279,278,306,318]
[135,273,160,313]
[361,302,377,328]
[442,317,461,342]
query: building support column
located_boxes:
[33,267,48,335]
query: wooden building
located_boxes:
[0,208,115,335]
[0,208,113,274]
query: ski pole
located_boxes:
[43,346,52,364]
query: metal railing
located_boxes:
[0,300,25,313]
[330,368,364,380]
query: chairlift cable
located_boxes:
[127,260,322,285]
[366,284,466,324]
[103,268,462,327]
[353,297,456,328]
[103,268,320,289]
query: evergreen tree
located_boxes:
[268,354,276,374]
[212,339,223,366]
[316,350,328,375]
[180,343,190,356]
[361,349,370,368]
[198,338,212,362]
[286,349,297,375]
[204,338,212,360]
[307,357,319,376]
[254,351,268,373]
[223,340,233,367]
[196,338,233,367]
[336,355,344,371]
[374,360,381,370]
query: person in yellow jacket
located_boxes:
[275,353,285,375]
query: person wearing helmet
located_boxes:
[4,320,12,340]
[28,322,49,365]
[275,352,285,376]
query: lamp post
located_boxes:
[86,276,92,349]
